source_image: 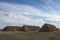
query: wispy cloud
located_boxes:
[0,2,60,28]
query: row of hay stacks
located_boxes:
[2,23,58,32]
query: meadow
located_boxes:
[0,31,60,40]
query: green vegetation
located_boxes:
[0,31,60,40]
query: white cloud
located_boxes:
[46,14,60,21]
[0,3,43,25]
[0,11,3,13]
[9,12,18,17]
[0,2,60,28]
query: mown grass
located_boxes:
[0,31,60,40]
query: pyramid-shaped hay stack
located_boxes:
[40,23,57,32]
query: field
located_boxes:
[0,31,60,40]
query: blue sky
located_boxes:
[0,0,60,29]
